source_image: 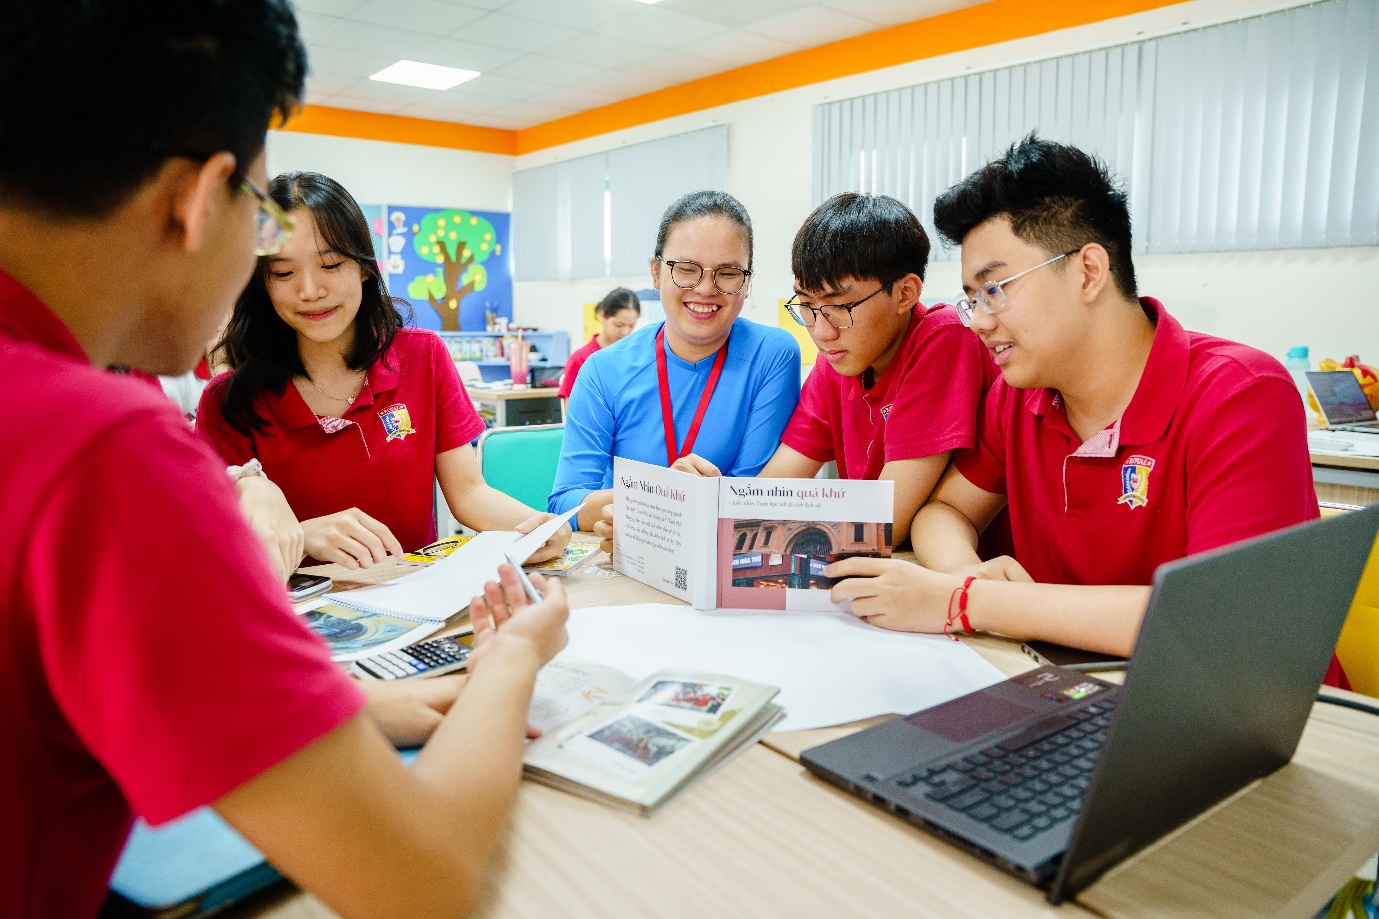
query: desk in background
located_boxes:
[472,387,563,428]
[239,552,1379,919]
[1313,450,1379,506]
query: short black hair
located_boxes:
[596,287,640,317]
[217,172,411,435]
[0,0,306,218]
[655,191,753,269]
[933,134,1138,300]
[792,193,930,292]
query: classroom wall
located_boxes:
[511,0,1379,368]
[265,131,513,213]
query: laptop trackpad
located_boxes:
[905,691,1041,745]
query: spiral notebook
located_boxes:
[296,507,580,662]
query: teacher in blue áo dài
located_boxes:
[549,190,801,540]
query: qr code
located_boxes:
[674,567,688,591]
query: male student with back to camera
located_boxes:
[0,4,569,918]
[825,136,1345,685]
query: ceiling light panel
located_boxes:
[370,60,481,90]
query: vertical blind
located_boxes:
[813,0,1379,256]
[513,125,727,281]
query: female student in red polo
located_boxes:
[198,171,569,569]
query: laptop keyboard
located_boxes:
[894,699,1117,842]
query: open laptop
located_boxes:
[1308,370,1379,432]
[802,505,1379,904]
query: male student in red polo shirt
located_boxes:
[0,4,568,918]
[828,136,1330,675]
[757,193,995,546]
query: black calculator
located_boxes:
[350,636,471,681]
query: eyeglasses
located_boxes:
[239,177,295,257]
[955,249,1081,328]
[658,258,751,295]
[783,280,898,331]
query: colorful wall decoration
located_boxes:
[364,204,513,333]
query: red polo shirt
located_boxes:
[559,334,602,399]
[0,269,364,919]
[198,329,486,555]
[781,304,997,479]
[955,298,1319,585]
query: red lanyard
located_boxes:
[656,327,728,466]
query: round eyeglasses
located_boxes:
[659,258,751,295]
[954,250,1080,328]
[783,280,898,331]
[240,177,296,257]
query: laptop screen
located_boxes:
[1307,371,1377,424]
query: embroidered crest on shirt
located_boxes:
[1117,454,1155,509]
[879,402,894,421]
[379,403,416,441]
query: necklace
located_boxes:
[304,369,366,405]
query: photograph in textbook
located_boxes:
[727,519,892,591]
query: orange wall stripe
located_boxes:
[515,0,1190,155]
[279,105,516,156]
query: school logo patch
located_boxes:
[378,403,416,442]
[879,403,894,421]
[1117,454,1155,510]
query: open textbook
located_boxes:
[297,506,579,662]
[524,657,783,814]
[612,456,894,611]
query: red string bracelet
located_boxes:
[943,575,977,640]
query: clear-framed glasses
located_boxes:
[783,279,898,331]
[240,177,295,257]
[954,249,1080,328]
[659,258,751,295]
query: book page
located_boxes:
[295,598,443,662]
[612,457,716,607]
[527,657,636,735]
[715,477,894,611]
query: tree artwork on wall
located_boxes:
[405,209,501,332]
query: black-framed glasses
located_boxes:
[658,258,751,295]
[239,177,295,257]
[783,279,898,331]
[954,249,1080,328]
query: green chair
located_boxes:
[476,423,565,513]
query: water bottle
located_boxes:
[1284,346,1311,409]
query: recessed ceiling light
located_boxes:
[369,60,479,91]
[630,0,664,4]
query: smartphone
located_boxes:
[350,635,472,681]
[1021,640,1128,672]
[287,572,332,602]
[505,552,543,603]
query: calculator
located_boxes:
[350,636,471,681]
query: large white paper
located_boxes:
[558,603,1004,731]
[1309,430,1379,457]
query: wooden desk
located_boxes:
[1312,450,1379,506]
[471,387,562,428]
[238,552,1379,919]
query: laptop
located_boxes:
[802,505,1379,904]
[104,750,422,917]
[1308,370,1379,432]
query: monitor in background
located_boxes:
[1308,370,1379,426]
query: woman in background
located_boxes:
[558,287,640,401]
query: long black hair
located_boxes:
[217,171,410,434]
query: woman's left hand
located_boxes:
[514,512,572,564]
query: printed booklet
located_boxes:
[403,534,599,575]
[611,456,894,611]
[523,657,783,814]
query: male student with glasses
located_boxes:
[824,136,1344,687]
[756,193,997,548]
[0,3,570,917]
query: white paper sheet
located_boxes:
[558,603,1005,732]
[338,505,583,620]
[1309,430,1379,457]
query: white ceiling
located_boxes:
[293,0,984,131]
